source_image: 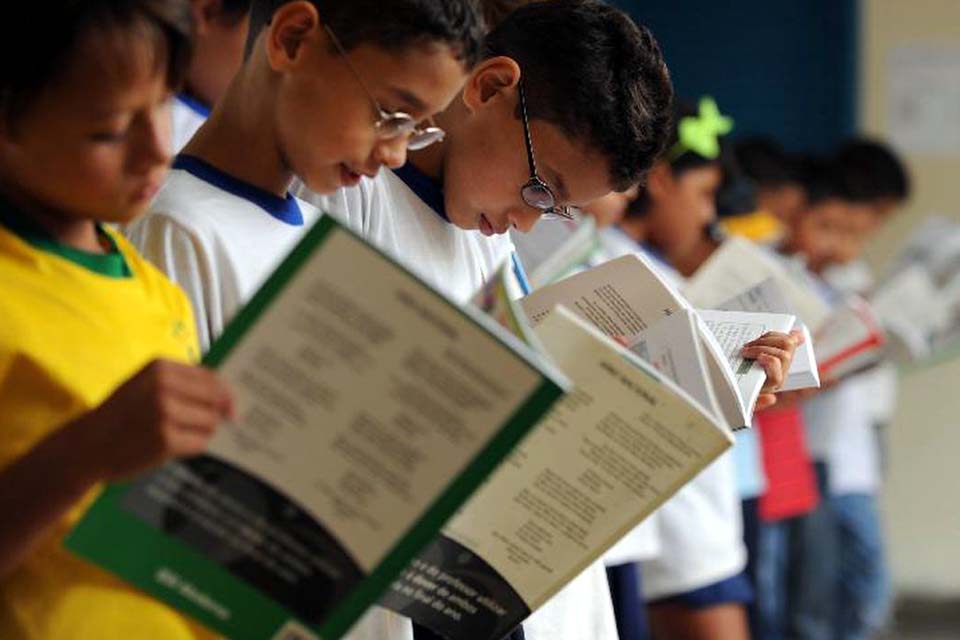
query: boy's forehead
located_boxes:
[349,41,468,115]
[55,30,169,110]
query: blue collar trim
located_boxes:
[176,92,212,119]
[173,154,304,226]
[392,162,449,222]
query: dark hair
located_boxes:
[835,138,910,204]
[481,0,538,28]
[249,0,485,68]
[716,148,757,218]
[0,1,193,126]
[220,0,253,23]
[798,155,846,206]
[734,136,802,189]
[485,0,673,192]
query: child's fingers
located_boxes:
[166,428,216,458]
[161,398,223,435]
[744,332,797,351]
[790,328,806,345]
[160,362,235,418]
[755,393,779,411]
[757,354,785,390]
[741,345,791,363]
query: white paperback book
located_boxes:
[518,254,792,430]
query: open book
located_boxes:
[380,304,732,639]
[517,254,795,430]
[65,217,568,640]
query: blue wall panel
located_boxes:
[610,0,859,152]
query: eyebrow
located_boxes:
[386,87,428,115]
[543,165,570,202]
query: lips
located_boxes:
[479,213,496,237]
[339,164,362,187]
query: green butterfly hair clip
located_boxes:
[667,96,734,161]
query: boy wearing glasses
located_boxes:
[127,0,484,350]
[304,2,674,638]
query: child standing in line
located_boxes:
[305,4,676,638]
[127,2,486,638]
[0,3,235,638]
[616,99,800,640]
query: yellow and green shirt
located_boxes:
[0,219,215,639]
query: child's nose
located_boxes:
[372,135,409,171]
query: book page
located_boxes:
[382,308,730,640]
[716,278,820,391]
[67,219,566,640]
[519,254,688,340]
[697,309,796,425]
[628,310,720,418]
[683,237,830,329]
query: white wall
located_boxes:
[861,0,960,597]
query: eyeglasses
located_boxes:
[518,83,578,221]
[323,24,445,151]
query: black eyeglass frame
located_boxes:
[517,82,578,221]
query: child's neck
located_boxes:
[181,64,291,197]
[617,216,647,243]
[670,235,719,278]
[0,181,102,252]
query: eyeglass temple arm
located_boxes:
[322,24,382,114]
[518,83,539,177]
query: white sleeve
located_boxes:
[126,214,238,354]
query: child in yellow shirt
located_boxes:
[0,3,234,638]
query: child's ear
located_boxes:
[264,0,319,71]
[461,56,521,114]
[646,161,672,200]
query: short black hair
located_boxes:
[835,138,910,204]
[220,0,253,23]
[734,136,802,189]
[485,0,674,192]
[798,155,846,206]
[249,0,486,68]
[0,1,193,127]
[481,0,538,28]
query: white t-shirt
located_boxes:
[802,258,885,495]
[610,238,746,599]
[126,156,322,351]
[302,167,514,304]
[169,93,209,154]
[299,166,619,640]
[126,156,411,640]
